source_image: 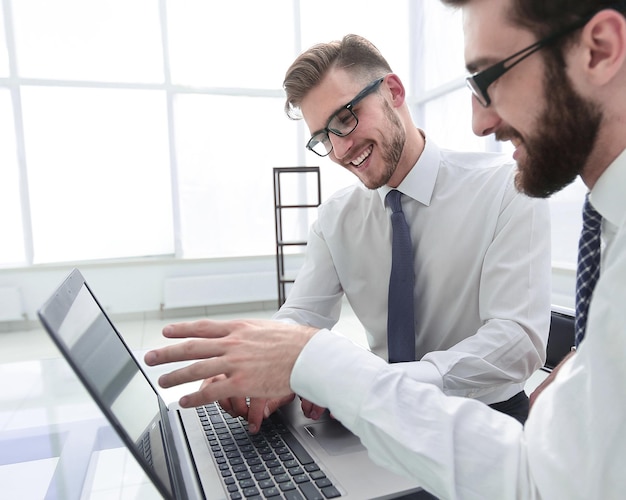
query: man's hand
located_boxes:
[144,318,318,410]
[300,398,329,420]
[212,387,295,434]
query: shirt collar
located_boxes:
[590,148,626,229]
[377,132,440,207]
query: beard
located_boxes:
[509,55,602,198]
[360,99,406,190]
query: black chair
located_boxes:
[544,308,575,371]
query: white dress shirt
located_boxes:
[276,137,552,405]
[290,149,626,499]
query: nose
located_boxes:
[471,96,502,137]
[328,133,354,161]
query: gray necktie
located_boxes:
[574,193,602,347]
[386,189,416,363]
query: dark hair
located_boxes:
[441,0,626,68]
[442,0,624,38]
[283,34,392,120]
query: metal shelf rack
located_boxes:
[273,166,321,308]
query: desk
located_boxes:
[0,354,191,499]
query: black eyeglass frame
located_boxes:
[466,13,596,107]
[306,76,385,157]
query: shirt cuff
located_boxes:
[398,358,443,391]
[290,330,444,412]
[290,329,386,426]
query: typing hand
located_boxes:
[198,375,258,425]
[300,398,330,420]
[144,318,318,409]
[216,391,295,434]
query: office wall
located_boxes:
[0,260,574,331]
[0,255,308,328]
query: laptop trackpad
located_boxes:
[304,420,365,456]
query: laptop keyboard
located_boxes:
[196,403,342,500]
[136,430,153,468]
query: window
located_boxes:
[299,0,410,88]
[12,0,163,83]
[173,94,296,258]
[22,86,173,263]
[0,89,24,265]
[0,0,584,293]
[415,3,585,282]
[166,1,296,89]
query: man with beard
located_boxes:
[233,34,549,432]
[144,11,626,496]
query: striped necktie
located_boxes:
[386,189,416,363]
[574,194,602,347]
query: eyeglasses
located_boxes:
[306,77,385,157]
[466,15,594,107]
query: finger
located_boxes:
[178,376,244,408]
[229,397,251,419]
[301,399,326,420]
[200,374,226,389]
[157,358,224,389]
[300,398,315,418]
[218,397,234,415]
[161,319,233,339]
[145,338,223,366]
[308,404,327,420]
[200,376,233,414]
[246,399,269,434]
[266,394,296,415]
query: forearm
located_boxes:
[291,330,537,500]
[420,318,547,401]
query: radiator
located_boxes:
[0,287,25,321]
[162,272,276,309]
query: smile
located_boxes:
[351,145,373,167]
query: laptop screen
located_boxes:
[38,270,175,498]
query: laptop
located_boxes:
[38,269,422,499]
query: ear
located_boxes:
[579,9,626,85]
[384,73,406,108]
